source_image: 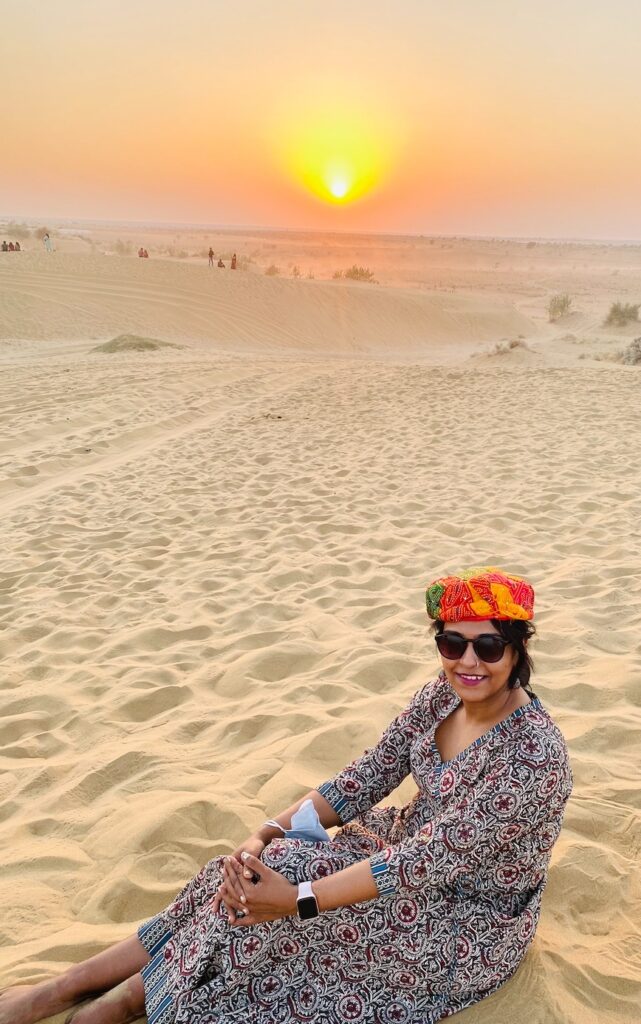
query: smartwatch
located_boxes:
[296,880,319,919]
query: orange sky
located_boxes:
[3,1,641,238]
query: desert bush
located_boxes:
[619,338,641,365]
[92,334,182,353]
[291,265,301,278]
[115,238,133,256]
[3,221,31,239]
[489,339,531,355]
[343,265,377,283]
[547,293,572,321]
[306,270,315,280]
[33,226,51,241]
[265,264,280,276]
[604,302,640,327]
[332,266,377,283]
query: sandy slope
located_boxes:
[0,248,640,1024]
[0,252,535,361]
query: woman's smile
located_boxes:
[456,672,488,687]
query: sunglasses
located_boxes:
[435,631,510,664]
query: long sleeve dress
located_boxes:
[138,673,572,1024]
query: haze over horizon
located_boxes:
[4,0,641,240]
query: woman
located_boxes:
[1,567,572,1024]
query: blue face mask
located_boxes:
[265,799,331,843]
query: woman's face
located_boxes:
[438,619,518,705]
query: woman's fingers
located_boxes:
[222,857,247,905]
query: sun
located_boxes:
[329,178,348,200]
[280,105,387,207]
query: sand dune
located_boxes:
[0,252,536,360]
[1,242,640,1024]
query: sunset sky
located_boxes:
[3,0,641,238]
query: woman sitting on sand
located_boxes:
[2,567,572,1024]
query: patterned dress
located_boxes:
[138,673,572,1024]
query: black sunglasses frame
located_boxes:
[434,631,511,664]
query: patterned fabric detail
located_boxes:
[140,916,173,957]
[141,942,174,1024]
[135,674,571,1024]
[425,566,534,621]
[370,855,395,896]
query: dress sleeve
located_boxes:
[368,730,573,897]
[315,682,435,823]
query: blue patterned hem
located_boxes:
[138,918,174,1024]
[369,853,396,896]
[315,781,352,822]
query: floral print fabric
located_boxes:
[138,673,572,1024]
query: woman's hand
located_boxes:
[214,853,298,927]
[211,836,266,921]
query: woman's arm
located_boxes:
[312,682,434,824]
[251,790,342,847]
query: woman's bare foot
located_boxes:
[0,980,77,1024]
[64,976,145,1024]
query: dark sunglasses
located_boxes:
[435,631,510,664]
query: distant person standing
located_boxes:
[208,247,215,267]
[43,233,53,253]
[230,253,237,270]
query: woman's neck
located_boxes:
[460,685,530,727]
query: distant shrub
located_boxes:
[604,301,640,327]
[306,270,315,280]
[164,245,188,258]
[333,266,377,283]
[92,334,182,354]
[115,238,133,256]
[265,264,280,276]
[547,293,572,322]
[619,338,641,365]
[488,339,531,356]
[291,265,301,278]
[33,226,51,241]
[3,221,31,239]
[343,265,377,283]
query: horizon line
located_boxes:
[2,213,641,247]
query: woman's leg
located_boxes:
[0,935,149,1024]
[65,974,146,1024]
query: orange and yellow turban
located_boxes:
[426,567,534,622]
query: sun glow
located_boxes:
[277,103,394,207]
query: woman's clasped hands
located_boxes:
[212,851,298,927]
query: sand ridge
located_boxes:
[0,242,640,1023]
[0,252,536,360]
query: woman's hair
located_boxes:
[432,618,536,690]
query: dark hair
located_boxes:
[432,618,536,690]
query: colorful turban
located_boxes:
[426,566,534,622]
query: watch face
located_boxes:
[297,896,319,920]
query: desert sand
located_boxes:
[0,229,640,1023]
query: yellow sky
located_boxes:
[3,1,641,238]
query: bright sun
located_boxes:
[280,105,387,207]
[329,178,348,199]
